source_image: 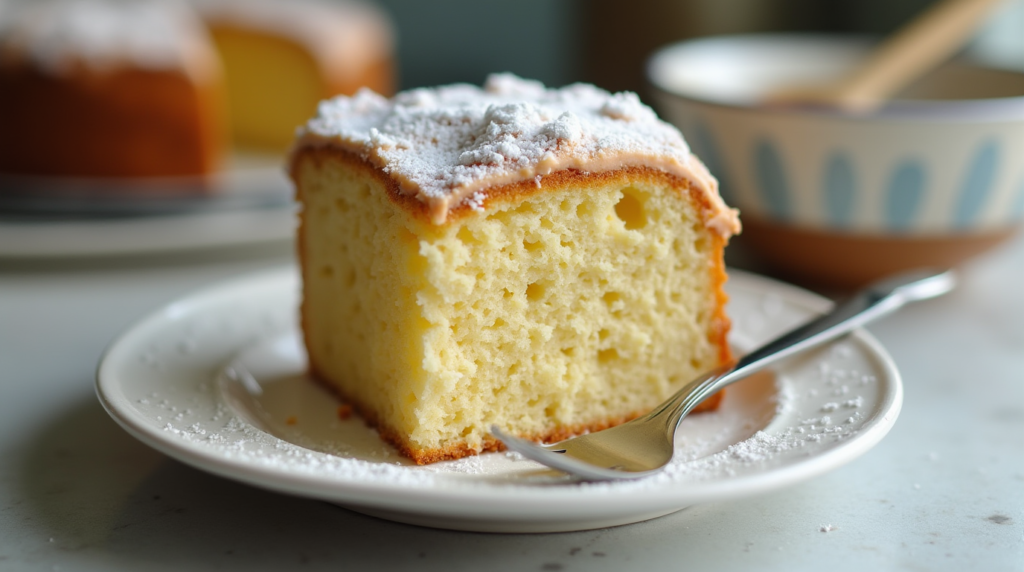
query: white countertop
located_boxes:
[1,234,1021,571]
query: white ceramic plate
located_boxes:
[96,267,902,533]
[0,154,295,258]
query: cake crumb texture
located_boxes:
[296,149,731,464]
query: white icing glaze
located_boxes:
[192,0,392,85]
[0,0,218,81]
[294,74,740,235]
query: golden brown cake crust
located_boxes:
[290,75,740,232]
[293,147,733,465]
[292,146,734,231]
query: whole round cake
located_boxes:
[0,0,226,179]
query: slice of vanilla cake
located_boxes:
[289,74,740,464]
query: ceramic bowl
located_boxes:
[648,34,1024,286]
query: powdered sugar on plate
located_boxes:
[97,268,901,531]
[155,344,865,492]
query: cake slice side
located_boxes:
[294,147,731,464]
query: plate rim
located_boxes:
[95,267,902,519]
[0,206,296,259]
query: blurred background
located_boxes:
[1,0,1021,277]
[376,0,1023,93]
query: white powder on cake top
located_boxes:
[295,73,740,233]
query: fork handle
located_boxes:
[652,269,956,430]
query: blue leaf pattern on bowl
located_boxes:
[824,153,855,228]
[754,139,791,221]
[885,160,926,231]
[954,140,1000,229]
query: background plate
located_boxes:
[0,154,294,258]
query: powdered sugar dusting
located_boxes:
[462,191,487,213]
[294,74,739,232]
[165,413,432,485]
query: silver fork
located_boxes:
[492,269,956,481]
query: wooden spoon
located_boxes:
[767,0,1006,112]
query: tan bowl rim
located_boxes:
[647,33,1024,122]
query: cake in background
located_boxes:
[0,0,226,179]
[290,74,738,464]
[195,0,395,151]
[0,0,395,183]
